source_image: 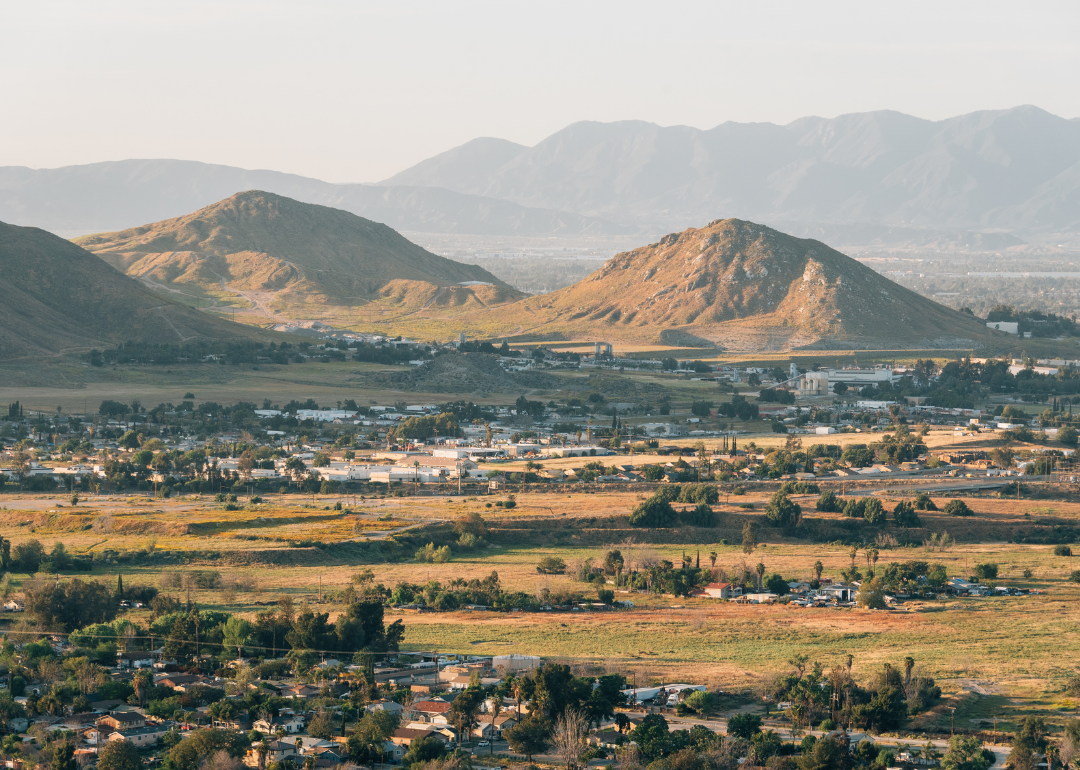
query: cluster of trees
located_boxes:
[389,413,461,440]
[814,492,927,527]
[629,484,720,528]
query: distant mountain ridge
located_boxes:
[0,159,629,237]
[383,105,1080,236]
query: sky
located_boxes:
[2,1,1078,183]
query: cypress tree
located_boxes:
[115,573,124,601]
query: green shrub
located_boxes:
[892,501,922,528]
[763,492,801,528]
[944,499,974,517]
[914,492,937,511]
[815,490,842,513]
[680,503,717,528]
[1053,545,1072,557]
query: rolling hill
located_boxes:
[75,191,526,332]
[383,105,1080,238]
[0,221,268,361]
[465,219,996,350]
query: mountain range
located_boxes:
[384,105,1080,238]
[0,221,268,361]
[0,160,628,238]
[1,106,1077,244]
[75,191,524,333]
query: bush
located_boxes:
[914,492,937,511]
[892,501,922,528]
[944,499,974,517]
[678,484,720,505]
[815,490,842,512]
[629,494,678,528]
[415,543,452,563]
[680,503,717,528]
[1053,545,1072,557]
[536,556,566,574]
[781,481,820,495]
[842,498,866,518]
[763,492,801,528]
[863,498,886,525]
[974,563,998,580]
[1070,570,1080,584]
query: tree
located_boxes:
[914,492,938,511]
[504,716,551,762]
[892,501,922,528]
[944,499,974,517]
[401,736,446,768]
[728,713,762,740]
[50,743,76,770]
[552,709,588,770]
[222,616,253,657]
[814,560,824,581]
[863,498,886,525]
[764,492,801,528]
[742,521,758,555]
[798,736,851,770]
[97,740,141,770]
[816,491,842,513]
[1060,426,1079,447]
[940,736,993,770]
[629,494,678,528]
[537,556,567,574]
[630,714,671,762]
[857,579,887,609]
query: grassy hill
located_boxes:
[0,221,269,361]
[76,191,525,332]
[454,219,997,350]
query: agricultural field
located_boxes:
[0,486,1077,729]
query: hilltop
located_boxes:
[76,191,526,331]
[0,221,268,361]
[477,219,995,350]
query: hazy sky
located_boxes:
[3,1,1078,183]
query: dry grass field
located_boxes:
[1,485,1077,722]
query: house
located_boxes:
[392,728,449,747]
[414,700,453,718]
[588,730,624,748]
[262,740,298,763]
[819,585,857,603]
[702,583,740,599]
[109,721,176,748]
[97,712,146,731]
[281,684,322,699]
[117,651,153,669]
[253,715,305,735]
[365,700,404,716]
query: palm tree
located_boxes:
[488,697,502,754]
[814,561,824,581]
[257,740,269,770]
[709,552,718,568]
[755,562,766,590]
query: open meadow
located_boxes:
[0,484,1077,731]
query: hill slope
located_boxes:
[481,219,995,350]
[76,191,526,331]
[383,106,1080,237]
[0,159,629,237]
[0,221,267,361]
